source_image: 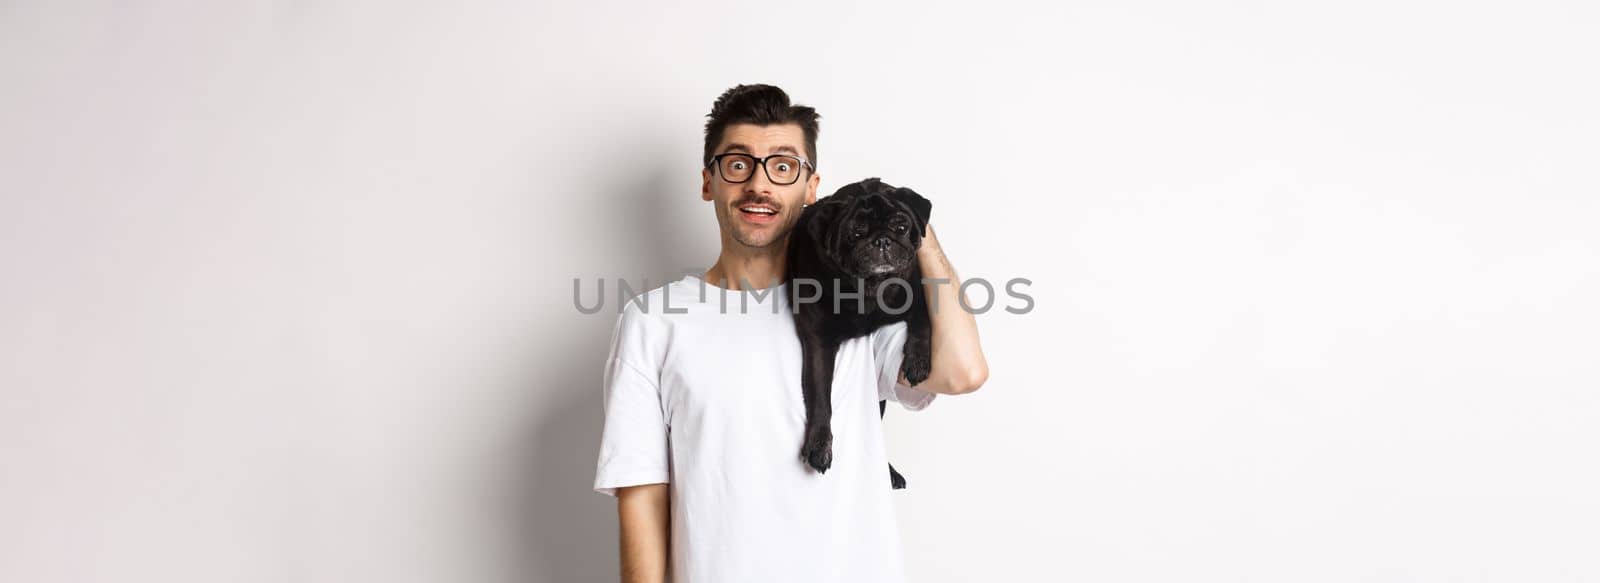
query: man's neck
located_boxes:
[704,248,786,291]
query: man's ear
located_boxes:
[805,172,820,206]
[701,168,713,201]
[891,186,932,237]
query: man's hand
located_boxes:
[900,223,989,394]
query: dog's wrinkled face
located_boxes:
[808,178,931,278]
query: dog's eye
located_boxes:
[893,224,907,234]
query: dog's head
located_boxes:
[805,177,932,278]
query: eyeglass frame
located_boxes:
[705,152,816,185]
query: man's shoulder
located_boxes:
[613,276,695,317]
[603,279,696,373]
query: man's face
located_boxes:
[701,123,820,250]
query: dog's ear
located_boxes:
[890,186,932,237]
[804,196,844,246]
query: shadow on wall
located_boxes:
[496,155,702,581]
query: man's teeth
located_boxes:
[740,207,776,214]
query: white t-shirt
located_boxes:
[592,273,937,583]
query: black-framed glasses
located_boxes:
[707,152,815,185]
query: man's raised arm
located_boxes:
[904,223,990,395]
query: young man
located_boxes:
[591,84,989,583]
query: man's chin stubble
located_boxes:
[734,234,778,249]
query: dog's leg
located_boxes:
[900,270,934,386]
[799,337,841,473]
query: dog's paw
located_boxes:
[799,427,833,474]
[888,463,908,490]
[900,351,931,386]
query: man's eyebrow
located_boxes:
[721,143,802,156]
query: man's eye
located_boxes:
[775,162,792,172]
[731,162,747,170]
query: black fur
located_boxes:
[785,177,933,487]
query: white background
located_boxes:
[3,1,1597,581]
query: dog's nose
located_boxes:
[874,236,890,250]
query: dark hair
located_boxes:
[702,84,821,171]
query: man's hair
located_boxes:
[703,84,821,171]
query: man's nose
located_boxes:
[745,165,775,192]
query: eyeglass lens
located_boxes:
[718,154,804,185]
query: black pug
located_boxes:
[785,177,933,487]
